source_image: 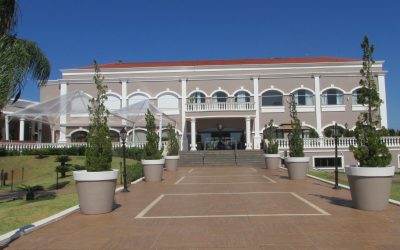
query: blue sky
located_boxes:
[17,0,400,129]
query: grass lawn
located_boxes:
[308,170,400,201]
[0,155,136,235]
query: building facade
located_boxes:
[39,57,388,152]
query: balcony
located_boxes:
[186,97,255,112]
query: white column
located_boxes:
[59,81,68,143]
[253,77,261,149]
[31,122,36,141]
[190,117,197,151]
[121,80,127,126]
[377,74,388,128]
[181,79,187,151]
[245,116,251,150]
[51,126,56,143]
[158,114,163,150]
[5,115,9,140]
[38,122,42,143]
[19,118,25,142]
[313,75,322,136]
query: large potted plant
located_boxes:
[346,36,393,211]
[284,95,310,179]
[73,61,118,215]
[141,110,165,181]
[165,123,180,171]
[263,120,280,169]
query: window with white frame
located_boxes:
[321,89,344,105]
[105,95,121,111]
[189,92,206,103]
[157,93,179,113]
[128,94,148,106]
[262,90,283,106]
[293,89,314,106]
[314,156,343,169]
[352,88,363,105]
[234,91,250,103]
[212,91,228,103]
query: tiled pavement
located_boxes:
[6,167,400,249]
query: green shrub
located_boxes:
[113,147,144,160]
[263,120,278,154]
[142,110,162,160]
[18,185,44,201]
[288,95,304,157]
[0,148,7,157]
[166,123,179,156]
[55,155,72,178]
[349,36,392,167]
[85,61,113,172]
[126,162,144,182]
[309,128,319,138]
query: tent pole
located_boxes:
[158,114,162,150]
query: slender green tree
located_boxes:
[264,119,278,154]
[143,110,162,160]
[288,94,304,157]
[85,61,112,171]
[166,123,179,156]
[349,36,391,167]
[0,0,50,109]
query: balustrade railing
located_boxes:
[186,98,255,112]
[1,137,399,152]
[275,136,400,150]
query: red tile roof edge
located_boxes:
[79,57,361,69]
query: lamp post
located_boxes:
[120,127,129,192]
[333,123,340,190]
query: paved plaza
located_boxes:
[6,167,400,249]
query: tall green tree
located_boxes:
[0,0,50,109]
[85,61,112,171]
[288,94,304,157]
[349,36,391,167]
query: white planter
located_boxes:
[345,165,394,211]
[285,157,310,180]
[73,169,119,215]
[264,154,281,169]
[165,155,180,171]
[141,159,165,182]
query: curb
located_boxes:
[0,177,144,247]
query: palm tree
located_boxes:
[0,0,50,109]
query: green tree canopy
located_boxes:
[0,0,50,109]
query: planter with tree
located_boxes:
[263,120,280,169]
[165,123,180,171]
[284,95,310,179]
[141,110,165,181]
[346,36,393,211]
[73,61,118,215]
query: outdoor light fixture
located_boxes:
[332,123,340,190]
[120,127,129,192]
[217,123,223,131]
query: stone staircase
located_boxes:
[178,150,265,167]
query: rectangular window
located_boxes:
[314,157,342,169]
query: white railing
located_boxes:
[275,136,400,150]
[186,102,255,112]
[1,137,399,152]
[0,141,169,151]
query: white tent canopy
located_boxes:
[9,91,92,125]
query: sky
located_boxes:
[16,0,400,129]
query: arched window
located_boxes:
[262,90,283,106]
[293,89,313,106]
[71,131,87,142]
[234,91,250,103]
[157,93,179,112]
[212,91,228,103]
[321,89,344,105]
[109,130,120,142]
[128,94,148,106]
[352,88,363,105]
[105,95,121,111]
[189,92,206,103]
[133,130,147,143]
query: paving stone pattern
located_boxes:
[6,167,400,249]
